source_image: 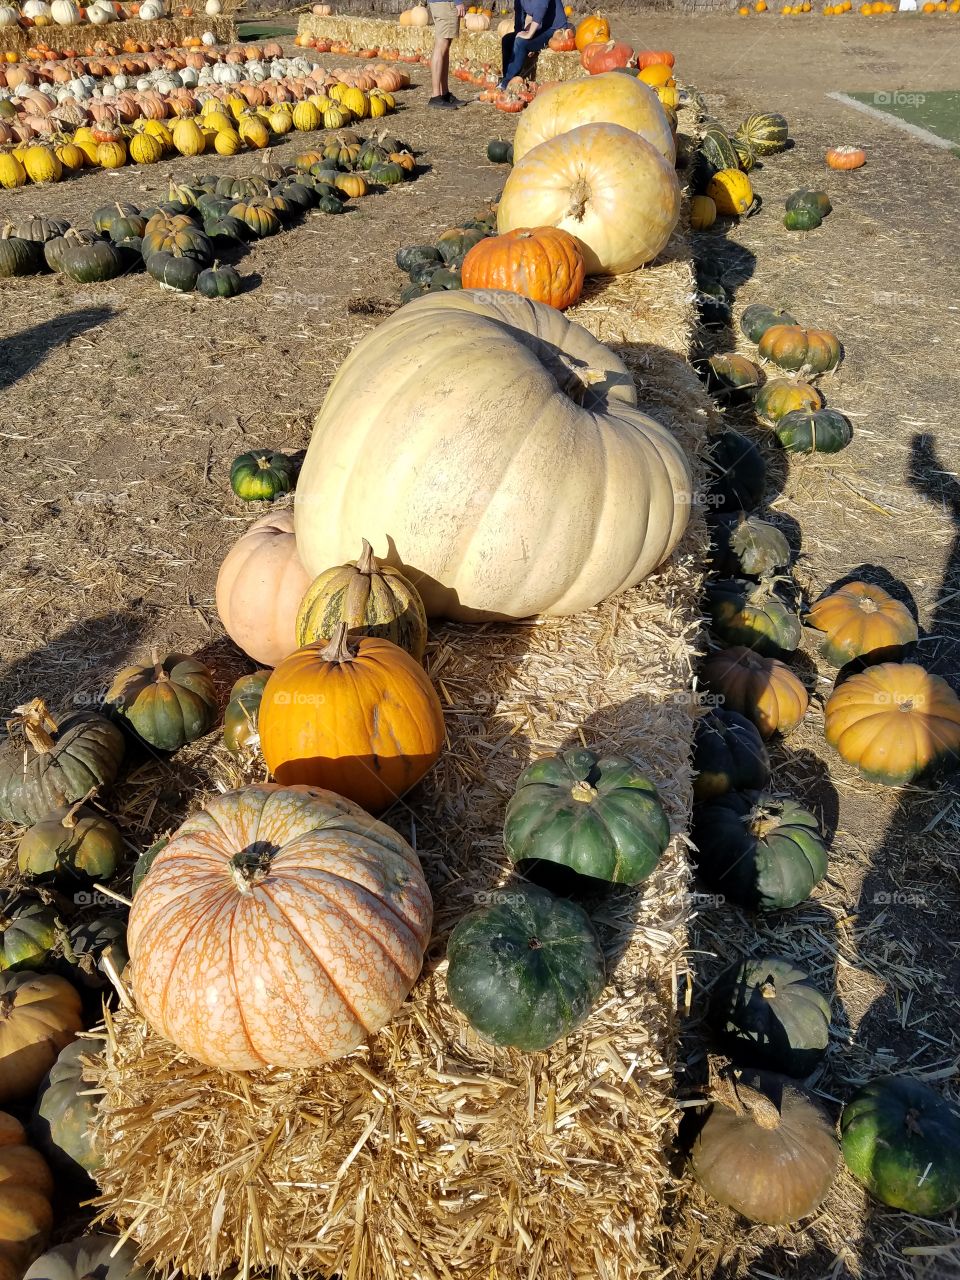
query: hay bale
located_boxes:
[0,16,236,55]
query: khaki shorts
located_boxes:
[429,2,460,39]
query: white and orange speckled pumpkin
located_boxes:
[127,784,433,1071]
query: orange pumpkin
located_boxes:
[636,49,675,69]
[216,510,312,667]
[580,39,634,73]
[0,1110,54,1271]
[805,581,918,666]
[460,226,585,310]
[574,12,610,50]
[547,25,576,50]
[0,974,83,1105]
[702,646,808,739]
[127,783,433,1071]
[259,625,445,813]
[825,144,866,170]
[824,663,960,785]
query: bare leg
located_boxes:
[431,36,451,98]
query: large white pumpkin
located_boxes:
[295,291,691,621]
[0,4,18,23]
[513,72,676,166]
[50,0,80,23]
[497,122,681,277]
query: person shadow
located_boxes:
[0,308,115,393]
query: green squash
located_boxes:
[712,514,791,578]
[692,708,770,803]
[436,226,487,265]
[314,194,344,215]
[776,408,853,455]
[195,194,234,221]
[63,913,128,990]
[223,671,270,757]
[504,748,670,886]
[370,160,405,186]
[357,141,389,171]
[706,353,763,397]
[0,897,59,971]
[487,138,513,164]
[44,229,102,275]
[142,223,212,264]
[409,258,444,286]
[229,201,281,238]
[145,251,200,293]
[692,790,828,912]
[274,180,315,211]
[230,450,295,501]
[841,1076,960,1216]
[6,215,69,243]
[712,956,831,1077]
[106,652,217,752]
[445,883,606,1051]
[706,576,802,657]
[33,1039,103,1179]
[400,281,427,304]
[707,430,767,514]
[396,244,442,275]
[0,708,125,826]
[60,240,126,284]
[197,263,242,299]
[732,135,755,172]
[107,210,147,243]
[132,835,168,897]
[216,174,270,199]
[92,201,140,235]
[740,303,798,344]
[204,215,251,244]
[0,235,45,278]
[783,208,822,232]
[24,1234,149,1280]
[427,267,463,292]
[18,803,124,883]
[699,124,740,177]
[785,189,832,217]
[736,112,789,156]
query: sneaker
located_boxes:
[427,95,460,109]
[443,92,465,105]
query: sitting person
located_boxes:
[498,0,565,90]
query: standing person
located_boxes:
[498,0,564,90]
[428,0,466,108]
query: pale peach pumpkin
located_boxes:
[0,1111,54,1272]
[0,974,83,1105]
[513,72,675,165]
[216,510,312,667]
[128,784,433,1071]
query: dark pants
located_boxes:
[500,26,556,87]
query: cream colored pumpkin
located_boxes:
[128,784,433,1071]
[497,122,680,276]
[408,1,429,24]
[514,72,676,166]
[216,510,311,667]
[295,291,691,621]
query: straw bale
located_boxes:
[0,16,236,55]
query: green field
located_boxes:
[236,19,298,38]
[843,89,960,146]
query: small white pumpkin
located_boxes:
[87,2,114,22]
[0,5,19,26]
[204,0,221,12]
[138,0,163,17]
[22,0,52,17]
[51,0,81,23]
[201,29,215,44]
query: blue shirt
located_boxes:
[513,0,564,33]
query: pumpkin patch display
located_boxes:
[702,647,808,738]
[295,291,691,621]
[711,956,831,1077]
[0,972,83,1104]
[229,450,296,502]
[823,662,960,784]
[841,1076,960,1215]
[0,1109,54,1268]
[504,748,670,886]
[460,227,585,311]
[692,708,771,802]
[706,577,802,657]
[805,581,919,666]
[445,883,606,1051]
[691,1071,839,1225]
[18,803,123,883]
[128,783,432,1070]
[106,652,216,752]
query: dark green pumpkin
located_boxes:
[427,267,463,291]
[132,835,168,897]
[106,653,217,752]
[197,263,242,299]
[445,883,606,1051]
[785,189,832,218]
[357,142,389,171]
[44,229,102,274]
[229,201,281,238]
[699,124,740,177]
[63,913,128,990]
[740,304,798,344]
[841,1077,960,1216]
[92,201,140,235]
[308,164,344,187]
[707,577,801,657]
[230,450,295,501]
[0,235,45,278]
[736,112,789,156]
[33,1039,104,1179]
[692,790,828,912]
[0,709,125,826]
[370,161,405,186]
[776,408,853,455]
[314,194,344,215]
[216,174,270,199]
[19,803,123,883]
[400,281,427,304]
[436,226,487,265]
[195,194,235,221]
[107,211,147,243]
[783,208,822,232]
[397,244,442,274]
[223,670,270,757]
[274,180,315,210]
[409,258,444,286]
[60,240,126,284]
[692,708,770,802]
[711,956,831,1077]
[0,897,59,971]
[504,748,670,887]
[712,514,791,578]
[487,138,513,164]
[145,250,200,293]
[6,215,69,243]
[707,430,767,514]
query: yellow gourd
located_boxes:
[238,113,270,149]
[341,86,368,118]
[292,100,321,131]
[707,167,754,215]
[23,145,62,183]
[130,132,163,164]
[0,153,25,189]
[690,194,717,230]
[96,140,127,168]
[214,127,242,156]
[172,117,205,157]
[55,141,85,173]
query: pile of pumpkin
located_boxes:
[690,111,789,225]
[0,0,200,29]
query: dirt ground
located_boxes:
[1,12,959,1280]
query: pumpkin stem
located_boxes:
[60,789,96,830]
[565,176,591,222]
[320,622,358,664]
[750,803,782,839]
[230,844,276,892]
[8,698,58,755]
[570,780,598,804]
[0,993,13,1020]
[152,650,168,682]
[760,977,778,999]
[728,1075,782,1130]
[356,538,378,575]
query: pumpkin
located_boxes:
[497,122,680,276]
[18,803,123,883]
[216,510,311,667]
[783,208,822,232]
[580,38,635,75]
[0,155,27,190]
[223,671,270,757]
[294,291,692,621]
[397,244,442,274]
[823,662,960,785]
[693,790,828,912]
[753,377,821,425]
[128,783,432,1069]
[106,652,216,752]
[826,144,866,170]
[736,112,789,156]
[740,303,798,344]
[785,189,832,219]
[732,135,755,171]
[707,168,755,216]
[503,748,670,886]
[0,1109,54,1266]
[460,226,585,311]
[841,1076,960,1215]
[707,577,801,657]
[445,883,605,1051]
[0,704,125,826]
[712,514,791,579]
[259,626,444,814]
[698,125,739,177]
[145,251,200,292]
[757,324,841,375]
[690,194,716,231]
[693,702,770,805]
[0,900,58,973]
[0,973,83,1104]
[706,353,762,396]
[776,407,853,454]
[129,131,162,164]
[25,1235,147,1280]
[691,1071,838,1225]
[230,450,295,502]
[701,646,808,739]
[805,581,918,667]
[229,201,280,238]
[487,138,513,164]
[0,237,43,279]
[712,957,831,1077]
[197,263,242,299]
[32,1040,102,1179]
[295,539,428,661]
[706,430,766,513]
[574,12,610,50]
[60,239,125,284]
[435,226,485,265]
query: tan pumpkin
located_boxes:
[512,72,675,166]
[294,290,691,620]
[216,510,312,667]
[128,783,433,1070]
[0,974,82,1104]
[0,1110,54,1270]
[702,646,808,739]
[496,122,680,276]
[805,581,918,666]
